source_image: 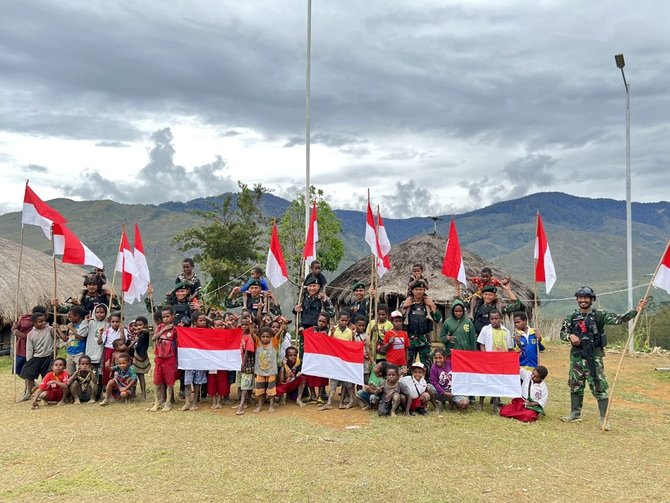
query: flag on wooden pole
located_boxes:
[132,224,150,297]
[52,223,103,268]
[534,213,557,294]
[376,207,391,277]
[652,242,670,294]
[22,183,68,239]
[115,228,139,303]
[441,219,466,286]
[303,201,318,275]
[364,200,378,257]
[266,222,289,288]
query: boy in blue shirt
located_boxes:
[513,311,544,370]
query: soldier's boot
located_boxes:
[598,398,612,431]
[560,393,583,422]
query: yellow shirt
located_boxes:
[492,328,508,352]
[332,326,353,341]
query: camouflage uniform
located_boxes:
[560,307,637,399]
[405,301,442,368]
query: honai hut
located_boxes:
[0,237,87,353]
[326,233,536,340]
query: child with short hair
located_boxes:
[378,364,405,417]
[357,361,388,410]
[500,366,549,422]
[428,348,469,411]
[407,263,429,296]
[301,312,331,404]
[253,326,278,413]
[477,309,514,410]
[132,316,151,401]
[236,317,256,415]
[66,355,98,404]
[55,306,89,376]
[19,312,54,400]
[513,311,544,370]
[381,311,410,368]
[181,312,209,411]
[276,346,305,405]
[353,315,372,385]
[319,312,355,411]
[31,357,69,409]
[208,316,231,409]
[85,304,107,398]
[97,312,127,385]
[148,307,178,412]
[239,266,270,292]
[100,353,138,406]
[367,304,394,363]
[399,362,431,416]
[304,260,327,291]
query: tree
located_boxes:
[172,182,267,304]
[278,186,344,283]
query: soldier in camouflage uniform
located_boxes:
[400,279,442,368]
[559,286,646,430]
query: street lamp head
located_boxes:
[615,54,625,69]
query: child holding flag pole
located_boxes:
[600,240,668,431]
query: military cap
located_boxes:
[304,276,319,286]
[482,285,497,294]
[409,279,428,290]
[352,281,366,291]
[247,279,262,288]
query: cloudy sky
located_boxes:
[1,0,668,218]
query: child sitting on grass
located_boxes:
[499,366,549,422]
[66,355,98,404]
[31,357,69,409]
[100,353,138,406]
[428,348,469,412]
[399,362,431,416]
[378,364,405,417]
[253,326,277,413]
[357,361,388,410]
[276,346,305,406]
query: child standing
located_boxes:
[500,366,549,422]
[254,326,278,413]
[100,353,138,406]
[353,315,372,386]
[236,317,256,415]
[148,307,178,413]
[381,310,410,369]
[476,309,514,410]
[208,317,231,409]
[181,313,209,411]
[31,357,69,409]
[55,306,89,376]
[513,311,544,370]
[97,313,127,386]
[19,312,54,401]
[85,304,107,398]
[66,355,98,404]
[132,316,151,401]
[319,312,355,411]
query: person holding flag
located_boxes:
[560,286,647,430]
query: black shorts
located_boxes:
[20,356,53,380]
[378,398,393,416]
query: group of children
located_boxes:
[15,261,550,423]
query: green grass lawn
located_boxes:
[1,344,669,502]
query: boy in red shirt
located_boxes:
[147,307,178,412]
[31,357,69,409]
[381,311,410,369]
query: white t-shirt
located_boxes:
[399,375,427,400]
[520,368,548,408]
[101,327,126,349]
[477,324,514,352]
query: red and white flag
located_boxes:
[21,182,68,239]
[176,327,242,371]
[115,228,138,303]
[302,328,365,385]
[441,219,467,286]
[364,201,378,258]
[534,213,557,294]
[450,350,521,398]
[652,242,670,294]
[266,222,289,288]
[376,207,391,277]
[132,224,151,296]
[303,201,318,275]
[52,223,103,268]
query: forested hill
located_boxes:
[1,191,668,316]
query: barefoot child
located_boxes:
[31,357,69,409]
[236,317,256,415]
[319,312,355,411]
[19,312,54,401]
[100,353,138,406]
[276,347,305,405]
[132,316,151,401]
[357,361,388,410]
[208,317,230,409]
[181,313,209,411]
[148,307,178,412]
[378,364,405,417]
[253,326,277,413]
[66,355,98,404]
[98,312,126,386]
[500,366,549,422]
[400,362,431,416]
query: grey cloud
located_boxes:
[95,141,129,148]
[283,132,368,148]
[502,154,558,199]
[60,127,235,203]
[25,164,48,173]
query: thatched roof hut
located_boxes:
[326,234,535,334]
[0,237,87,348]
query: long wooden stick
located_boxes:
[601,239,670,432]
[52,225,58,359]
[107,229,125,313]
[12,223,26,401]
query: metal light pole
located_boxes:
[615,53,634,352]
[305,0,312,239]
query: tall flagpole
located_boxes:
[304,0,312,239]
[601,239,668,431]
[13,200,27,400]
[51,225,58,359]
[107,230,125,313]
[533,210,540,363]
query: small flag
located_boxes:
[52,223,103,268]
[301,328,365,385]
[132,224,151,296]
[303,201,318,275]
[176,327,243,371]
[115,228,138,303]
[450,350,521,398]
[652,242,670,294]
[266,222,289,288]
[21,183,68,239]
[377,207,391,277]
[441,219,466,286]
[534,213,557,294]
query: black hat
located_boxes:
[247,279,262,288]
[482,285,497,294]
[409,279,428,290]
[174,281,189,291]
[575,286,596,299]
[304,276,319,286]
[352,281,366,291]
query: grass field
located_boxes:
[1,344,669,502]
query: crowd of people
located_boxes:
[12,257,646,429]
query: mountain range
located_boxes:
[1,191,668,317]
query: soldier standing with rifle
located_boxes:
[560,286,647,430]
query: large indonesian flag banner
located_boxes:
[652,242,670,294]
[176,327,242,371]
[22,183,68,239]
[450,350,521,398]
[302,328,365,386]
